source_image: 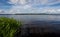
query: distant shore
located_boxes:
[0,13,60,15]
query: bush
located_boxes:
[0,17,22,37]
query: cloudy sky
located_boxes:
[0,0,60,14]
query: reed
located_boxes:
[0,17,22,37]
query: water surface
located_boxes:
[0,15,60,23]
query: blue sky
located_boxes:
[0,0,60,14]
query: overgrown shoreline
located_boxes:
[0,17,22,37]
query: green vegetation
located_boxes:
[0,17,22,37]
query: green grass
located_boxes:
[0,17,22,37]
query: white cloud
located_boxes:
[7,5,32,14]
[6,0,60,14]
[8,0,60,5]
[8,0,27,5]
[19,0,27,5]
[39,0,60,5]
[0,10,3,12]
[58,9,60,12]
[39,0,48,5]
[0,7,60,14]
[40,8,60,14]
[8,0,18,4]
[23,5,32,9]
[0,9,7,14]
[7,5,60,14]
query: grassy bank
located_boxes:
[0,17,22,37]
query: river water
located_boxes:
[0,15,60,24]
[0,15,60,23]
[1,15,60,30]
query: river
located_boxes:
[0,15,60,23]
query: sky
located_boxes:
[0,0,60,14]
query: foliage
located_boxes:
[0,17,22,37]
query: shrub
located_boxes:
[0,17,22,37]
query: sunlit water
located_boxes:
[0,15,60,23]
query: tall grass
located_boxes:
[0,17,22,37]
